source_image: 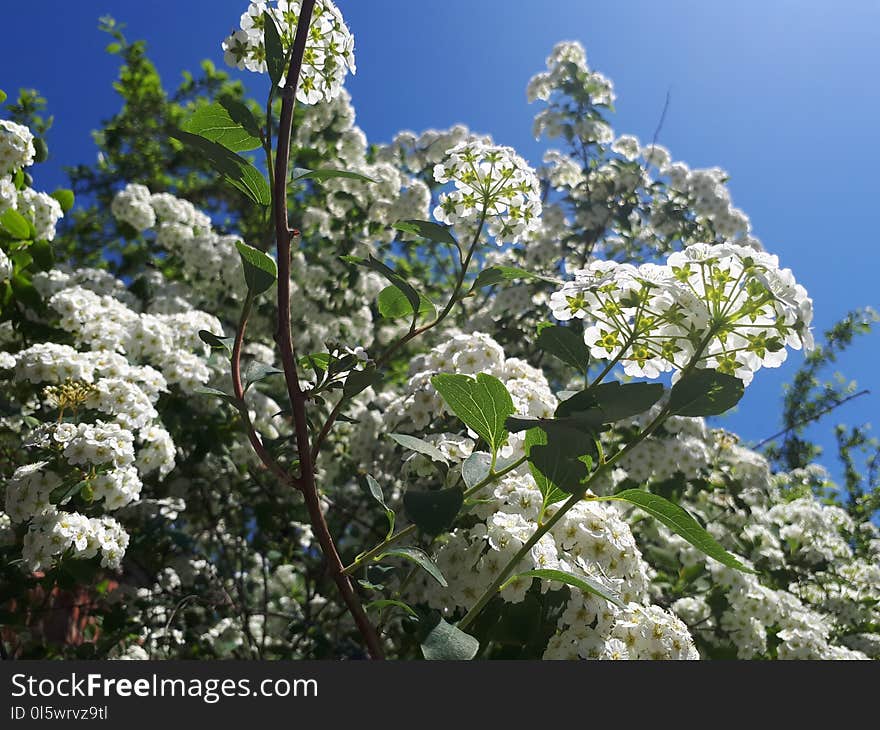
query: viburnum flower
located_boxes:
[549,243,813,384]
[432,140,543,245]
[221,0,355,104]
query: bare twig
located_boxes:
[754,389,871,449]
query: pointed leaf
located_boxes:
[388,433,449,464]
[609,489,755,572]
[170,129,270,206]
[245,361,284,390]
[525,427,595,498]
[556,381,664,423]
[502,569,624,608]
[376,285,435,321]
[363,474,395,540]
[182,100,262,152]
[365,599,418,618]
[263,10,286,88]
[235,241,277,295]
[403,487,463,535]
[393,219,457,246]
[669,369,744,417]
[380,546,447,587]
[536,324,590,372]
[471,265,560,290]
[291,167,376,183]
[431,373,514,454]
[198,329,233,354]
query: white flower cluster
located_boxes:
[549,243,813,384]
[433,140,543,245]
[0,119,35,175]
[222,0,355,103]
[0,118,63,242]
[111,184,244,303]
[4,462,130,571]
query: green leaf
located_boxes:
[363,474,395,540]
[388,433,449,464]
[376,285,435,321]
[392,219,457,246]
[10,274,41,309]
[291,167,376,184]
[0,89,6,103]
[380,546,447,587]
[403,487,463,535]
[536,324,590,372]
[461,452,492,489]
[170,129,271,206]
[609,489,755,572]
[49,477,89,506]
[1,209,31,240]
[194,386,243,410]
[556,381,665,423]
[263,11,286,88]
[365,599,417,618]
[668,369,744,417]
[182,100,262,152]
[431,373,514,454]
[343,364,382,397]
[342,255,422,319]
[198,329,233,354]
[235,241,277,295]
[420,618,479,660]
[30,240,54,271]
[502,569,624,608]
[33,138,48,164]
[525,425,594,500]
[471,265,560,290]
[245,361,284,391]
[50,188,75,213]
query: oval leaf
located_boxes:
[536,324,590,372]
[431,373,514,454]
[403,487,464,535]
[376,285,435,321]
[669,369,744,417]
[235,241,277,295]
[182,101,262,152]
[420,618,479,660]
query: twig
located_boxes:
[754,389,870,449]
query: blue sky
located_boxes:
[4,0,878,480]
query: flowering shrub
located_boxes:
[0,3,876,661]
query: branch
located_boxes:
[270,0,384,660]
[230,292,294,485]
[754,389,871,449]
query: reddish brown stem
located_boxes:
[271,0,385,660]
[231,294,293,485]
